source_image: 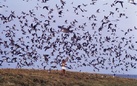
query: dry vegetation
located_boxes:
[0,69,137,86]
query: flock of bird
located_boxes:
[0,0,137,74]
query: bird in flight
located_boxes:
[58,25,73,33]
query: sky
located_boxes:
[0,0,137,74]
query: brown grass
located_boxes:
[0,68,137,86]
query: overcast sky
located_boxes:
[0,0,137,74]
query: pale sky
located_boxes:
[0,0,137,74]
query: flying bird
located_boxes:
[115,1,124,8]
[58,26,73,33]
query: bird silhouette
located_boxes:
[58,26,73,33]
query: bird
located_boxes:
[128,0,137,5]
[42,0,49,3]
[60,0,66,6]
[58,26,73,33]
[43,6,49,10]
[115,1,124,8]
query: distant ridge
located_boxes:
[109,74,137,79]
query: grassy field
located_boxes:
[0,69,137,86]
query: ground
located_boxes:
[0,69,137,86]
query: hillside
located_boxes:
[0,69,137,86]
